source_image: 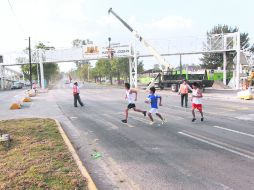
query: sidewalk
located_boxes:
[0,90,84,145]
[0,90,65,121]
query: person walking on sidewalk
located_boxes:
[178,79,192,108]
[73,82,84,107]
[121,83,146,123]
[145,86,165,125]
[191,82,204,122]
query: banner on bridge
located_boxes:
[83,45,131,60]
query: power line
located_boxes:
[7,0,26,36]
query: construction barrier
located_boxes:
[237,88,253,100]
[22,97,32,102]
[27,89,36,97]
[10,103,21,110]
[10,90,35,110]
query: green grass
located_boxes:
[0,118,87,190]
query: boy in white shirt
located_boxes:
[121,83,146,123]
[191,82,204,122]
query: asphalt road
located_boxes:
[52,83,254,190]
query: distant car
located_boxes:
[11,82,23,89]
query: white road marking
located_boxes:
[182,130,254,157]
[103,120,119,130]
[235,114,254,121]
[178,131,254,160]
[212,125,254,138]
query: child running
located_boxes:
[145,86,165,125]
[191,82,204,122]
[121,83,147,123]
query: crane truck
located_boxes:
[108,8,213,91]
[108,8,172,89]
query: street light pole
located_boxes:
[28,37,32,89]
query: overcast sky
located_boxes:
[0,0,253,71]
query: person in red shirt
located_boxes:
[178,79,192,108]
[73,82,84,107]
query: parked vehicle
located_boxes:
[11,82,23,89]
[64,79,70,84]
[153,70,214,91]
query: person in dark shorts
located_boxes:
[73,82,84,107]
[121,83,146,123]
[178,79,192,108]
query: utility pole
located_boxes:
[180,54,182,76]
[28,37,32,89]
[108,37,112,59]
[87,64,90,82]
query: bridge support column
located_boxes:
[39,49,45,89]
[129,44,137,88]
[0,66,5,90]
[223,52,227,85]
[223,35,227,85]
[129,57,137,88]
[236,31,241,89]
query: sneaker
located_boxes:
[121,119,127,123]
[150,121,154,125]
[201,118,204,122]
[143,111,147,117]
[192,118,196,122]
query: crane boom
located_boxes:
[108,8,171,71]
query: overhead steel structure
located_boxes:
[107,8,242,89]
[0,9,244,89]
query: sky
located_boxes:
[0,0,253,72]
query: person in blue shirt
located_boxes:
[145,86,165,125]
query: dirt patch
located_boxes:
[212,81,231,89]
[0,118,87,190]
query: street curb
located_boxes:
[54,119,98,190]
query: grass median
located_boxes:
[0,118,87,190]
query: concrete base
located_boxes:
[23,97,32,102]
[10,103,21,110]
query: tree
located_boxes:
[92,57,144,85]
[250,44,254,53]
[21,42,60,85]
[94,59,111,83]
[43,63,60,83]
[115,58,129,82]
[71,39,92,81]
[138,61,144,73]
[72,39,93,47]
[200,24,250,69]
[153,63,160,70]
[35,43,59,84]
[21,64,37,81]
